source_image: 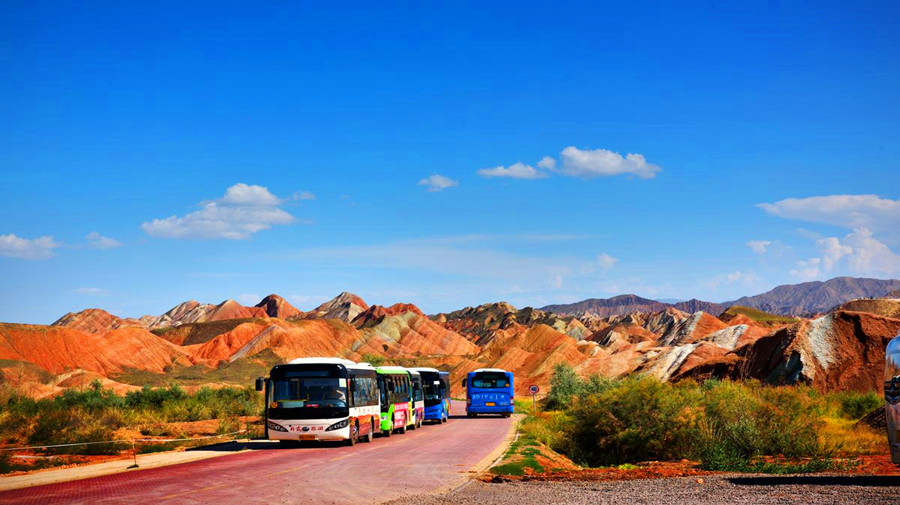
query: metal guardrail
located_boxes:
[0,429,249,452]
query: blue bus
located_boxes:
[463,368,513,418]
[411,367,450,423]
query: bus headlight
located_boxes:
[268,421,288,432]
[325,419,349,431]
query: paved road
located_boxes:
[0,401,514,505]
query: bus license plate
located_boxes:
[485,402,495,406]
[298,435,316,441]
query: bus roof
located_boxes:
[409,367,440,373]
[375,366,411,375]
[380,366,420,377]
[470,368,510,374]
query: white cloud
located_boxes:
[293,191,316,201]
[596,253,619,271]
[746,240,772,255]
[842,228,900,274]
[477,162,548,180]
[817,236,852,270]
[219,183,283,206]
[706,270,762,291]
[86,232,123,249]
[418,174,458,192]
[537,156,556,170]
[726,270,759,284]
[551,146,661,179]
[790,258,822,281]
[757,195,900,236]
[0,234,61,260]
[76,287,109,296]
[142,183,294,240]
[790,228,900,280]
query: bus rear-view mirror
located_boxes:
[255,377,265,392]
[461,378,467,387]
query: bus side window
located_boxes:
[349,377,356,407]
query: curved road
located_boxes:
[0,401,514,505]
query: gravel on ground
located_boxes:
[388,474,900,505]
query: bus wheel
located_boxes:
[467,412,475,418]
[364,422,374,443]
[442,414,447,423]
[399,422,407,434]
[382,424,392,437]
[345,423,358,446]
[409,415,417,430]
[503,412,511,418]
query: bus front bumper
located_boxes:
[466,404,513,414]
[267,418,350,441]
[423,404,446,420]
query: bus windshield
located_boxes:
[423,379,441,401]
[472,372,509,389]
[272,373,347,408]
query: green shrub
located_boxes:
[540,367,869,472]
[28,408,125,455]
[361,354,385,367]
[564,377,699,466]
[543,363,582,410]
[0,383,263,460]
[833,391,881,420]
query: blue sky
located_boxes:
[1,1,898,323]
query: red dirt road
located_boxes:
[0,401,514,505]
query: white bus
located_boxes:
[256,357,380,446]
[886,334,900,463]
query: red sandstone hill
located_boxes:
[676,310,900,392]
[0,323,190,376]
[52,308,144,334]
[255,294,303,319]
[306,292,369,322]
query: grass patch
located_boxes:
[113,349,282,387]
[151,318,264,345]
[722,306,798,324]
[0,360,56,384]
[491,434,547,476]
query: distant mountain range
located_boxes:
[541,277,900,317]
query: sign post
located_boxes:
[528,385,540,416]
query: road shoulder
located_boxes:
[0,441,272,491]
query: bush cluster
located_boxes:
[0,380,262,455]
[535,364,882,470]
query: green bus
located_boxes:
[375,366,412,436]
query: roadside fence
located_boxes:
[0,429,254,468]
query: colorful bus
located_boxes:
[463,368,514,418]
[885,333,900,464]
[407,368,425,429]
[375,366,413,436]
[255,357,379,446]
[411,367,450,423]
